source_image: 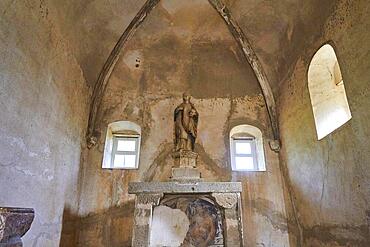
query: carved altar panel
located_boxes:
[129,182,243,247]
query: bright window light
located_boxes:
[308,44,352,140]
[229,125,266,172]
[317,108,350,140]
[113,154,136,168]
[102,121,142,169]
[231,138,258,171]
[235,156,254,170]
[110,136,139,169]
[235,142,252,155]
[117,139,136,152]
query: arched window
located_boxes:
[229,125,266,171]
[308,44,352,140]
[102,121,141,169]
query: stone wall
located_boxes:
[75,1,290,246]
[278,0,370,246]
[4,0,366,246]
[0,0,89,245]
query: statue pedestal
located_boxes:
[171,150,201,181]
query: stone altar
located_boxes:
[129,182,243,246]
[129,94,244,246]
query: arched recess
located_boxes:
[230,124,266,171]
[308,43,352,140]
[86,0,279,147]
[102,121,142,169]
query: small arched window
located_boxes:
[308,44,352,140]
[229,125,266,171]
[102,121,141,169]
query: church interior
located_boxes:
[0,0,369,246]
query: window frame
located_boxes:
[229,124,266,172]
[102,121,142,170]
[111,134,140,169]
[231,137,258,171]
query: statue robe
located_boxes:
[174,102,198,151]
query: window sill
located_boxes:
[102,167,139,170]
[231,169,266,172]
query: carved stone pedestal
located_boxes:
[171,150,201,181]
[0,207,34,247]
[172,150,198,167]
[171,167,201,181]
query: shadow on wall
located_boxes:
[59,201,135,247]
[142,143,231,182]
[59,142,231,247]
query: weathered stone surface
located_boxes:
[224,207,242,247]
[132,224,150,247]
[136,193,163,206]
[131,191,244,246]
[171,167,201,181]
[212,193,238,209]
[129,182,242,194]
[131,193,163,247]
[0,207,34,246]
[171,150,201,181]
[130,182,244,246]
[172,150,198,168]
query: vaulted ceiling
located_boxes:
[53,0,337,94]
[47,0,338,143]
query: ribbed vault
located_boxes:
[85,0,281,145]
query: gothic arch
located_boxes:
[86,0,279,147]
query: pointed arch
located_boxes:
[86,0,160,146]
[86,0,279,147]
[207,0,279,141]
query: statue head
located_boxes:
[182,92,191,103]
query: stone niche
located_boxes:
[128,182,243,247]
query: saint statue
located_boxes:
[174,93,199,152]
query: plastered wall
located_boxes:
[0,0,89,246]
[3,0,367,246]
[74,1,290,246]
[278,0,370,246]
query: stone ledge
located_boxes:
[128,182,242,194]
